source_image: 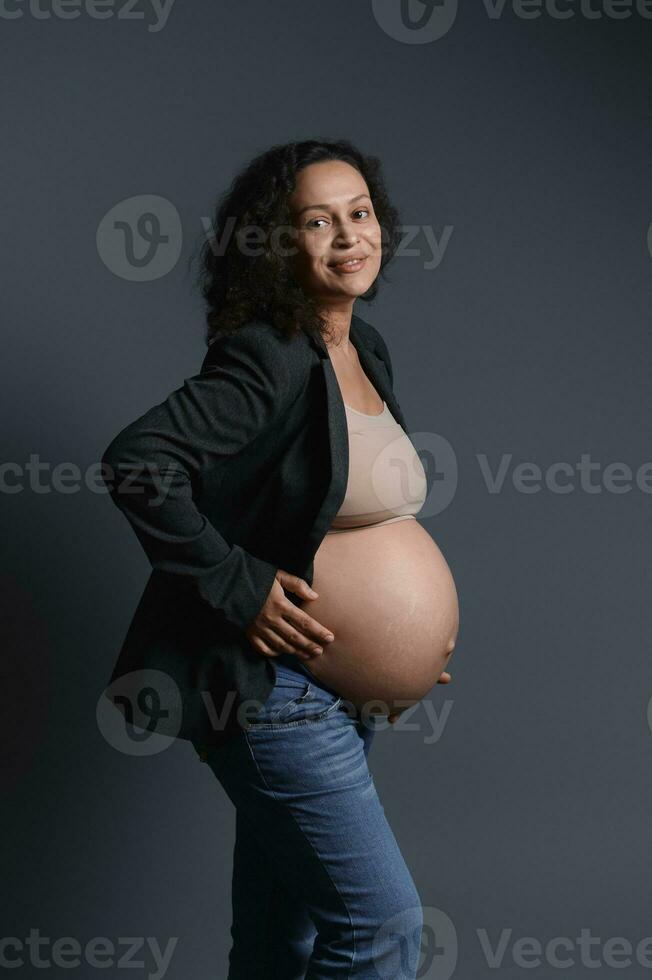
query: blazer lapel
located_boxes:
[306,315,407,431]
[350,323,408,433]
[302,317,409,562]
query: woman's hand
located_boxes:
[388,670,452,724]
[245,569,336,662]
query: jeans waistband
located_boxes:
[275,652,344,700]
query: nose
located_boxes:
[333,221,360,246]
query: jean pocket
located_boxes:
[246,679,343,730]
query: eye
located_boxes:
[305,208,370,229]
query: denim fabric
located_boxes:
[193,660,423,979]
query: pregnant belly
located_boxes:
[296,518,460,714]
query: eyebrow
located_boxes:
[295,193,370,217]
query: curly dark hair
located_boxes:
[191,138,402,347]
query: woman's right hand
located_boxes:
[244,569,336,662]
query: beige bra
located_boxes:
[326,401,428,534]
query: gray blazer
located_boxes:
[101,312,408,745]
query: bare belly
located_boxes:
[296,518,459,715]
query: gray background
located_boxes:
[2,1,652,977]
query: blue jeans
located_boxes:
[192,657,423,979]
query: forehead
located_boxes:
[289,160,370,207]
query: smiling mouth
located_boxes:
[330,256,367,271]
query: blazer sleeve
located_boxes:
[100,326,290,633]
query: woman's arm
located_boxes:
[100,325,291,633]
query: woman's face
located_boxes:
[287,160,383,308]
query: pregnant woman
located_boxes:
[286,336,458,716]
[101,138,459,980]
